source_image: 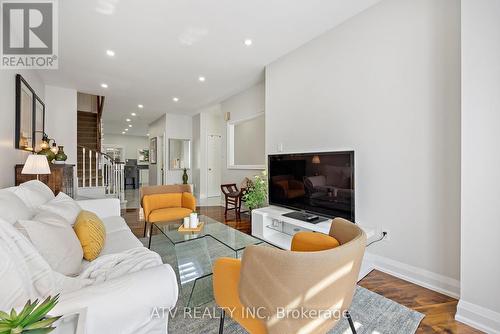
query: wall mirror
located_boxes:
[169,138,191,170]
[227,112,265,169]
[33,95,45,152]
[15,75,35,151]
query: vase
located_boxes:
[55,146,67,162]
[182,169,188,184]
[38,147,55,163]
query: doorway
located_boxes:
[207,134,222,197]
[157,135,164,185]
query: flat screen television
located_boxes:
[268,151,355,221]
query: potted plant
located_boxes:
[0,295,61,334]
[242,171,268,214]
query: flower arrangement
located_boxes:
[0,295,61,334]
[242,171,268,211]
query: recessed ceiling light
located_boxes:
[128,124,132,128]
[244,39,253,46]
[198,76,206,82]
[173,97,179,102]
[138,104,144,109]
[106,50,115,57]
[122,131,125,134]
[131,112,137,116]
[101,83,108,88]
[147,133,150,136]
[126,118,131,122]
[124,128,128,131]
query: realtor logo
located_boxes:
[1,0,58,69]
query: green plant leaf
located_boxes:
[9,309,17,320]
[0,324,11,331]
[24,316,61,330]
[19,295,59,328]
[23,328,56,334]
[0,311,10,321]
[9,326,23,334]
[11,300,38,327]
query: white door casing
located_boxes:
[207,134,222,197]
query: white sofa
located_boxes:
[0,181,178,334]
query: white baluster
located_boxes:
[113,167,117,195]
[101,157,105,187]
[82,147,86,187]
[89,150,92,187]
[95,153,97,186]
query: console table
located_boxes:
[15,164,75,198]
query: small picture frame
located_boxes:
[138,148,149,163]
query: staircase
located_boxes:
[77,145,124,201]
[77,111,100,188]
[76,103,124,201]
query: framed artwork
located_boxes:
[15,74,35,151]
[33,95,45,152]
[150,138,157,164]
[138,149,149,163]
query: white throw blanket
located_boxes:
[0,219,163,309]
[72,248,163,287]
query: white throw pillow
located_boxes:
[10,180,55,209]
[39,192,81,225]
[0,190,33,224]
[18,211,83,276]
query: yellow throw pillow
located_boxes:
[74,210,106,261]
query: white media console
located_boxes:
[252,205,376,279]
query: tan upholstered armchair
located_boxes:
[213,218,366,334]
[140,184,195,238]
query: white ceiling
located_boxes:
[38,0,381,136]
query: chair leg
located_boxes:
[224,199,228,219]
[345,311,357,334]
[143,221,147,237]
[218,310,225,334]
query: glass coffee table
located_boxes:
[148,215,270,306]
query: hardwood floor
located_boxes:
[122,206,481,334]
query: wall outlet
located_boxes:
[381,229,390,241]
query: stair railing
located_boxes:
[77,145,124,201]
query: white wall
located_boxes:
[44,86,78,165]
[165,113,192,184]
[457,0,500,332]
[221,82,265,185]
[266,0,461,293]
[102,134,149,161]
[148,115,166,185]
[0,71,45,188]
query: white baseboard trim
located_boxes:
[364,253,460,299]
[456,300,500,334]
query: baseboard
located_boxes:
[364,253,460,299]
[456,300,500,334]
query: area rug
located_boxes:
[145,235,424,333]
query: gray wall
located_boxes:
[266,0,461,285]
[234,114,265,165]
[221,82,265,186]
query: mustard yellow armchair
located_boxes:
[213,218,366,334]
[140,184,196,237]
